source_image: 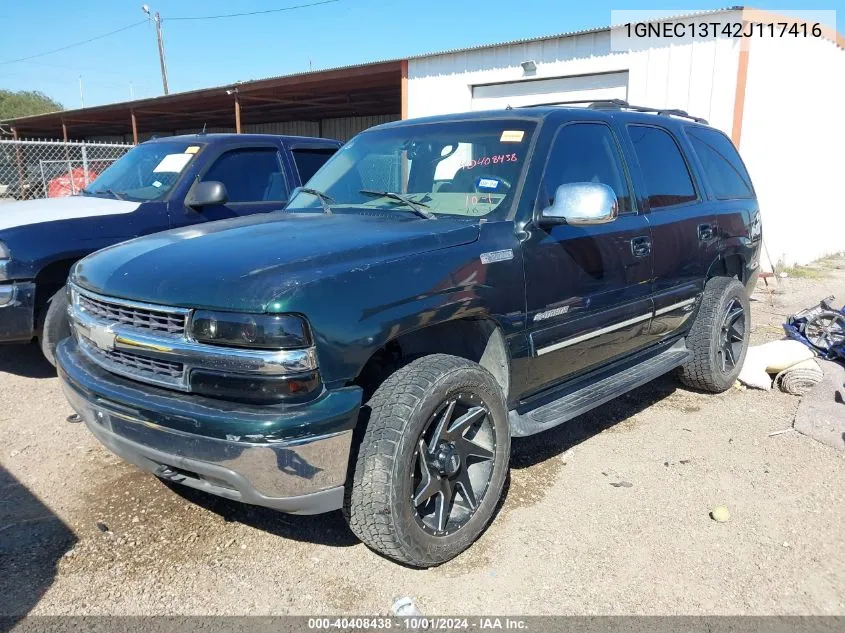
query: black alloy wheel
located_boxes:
[411,393,496,536]
[719,298,746,371]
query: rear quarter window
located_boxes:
[627,125,697,210]
[686,127,755,200]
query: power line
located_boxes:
[0,20,147,66]
[168,0,341,21]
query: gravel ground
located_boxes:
[1,258,844,616]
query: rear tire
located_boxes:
[346,354,510,567]
[679,277,750,393]
[39,287,71,367]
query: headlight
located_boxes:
[189,311,312,349]
[0,241,10,260]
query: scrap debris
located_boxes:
[784,296,845,361]
[738,339,819,392]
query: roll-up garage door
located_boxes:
[471,71,628,110]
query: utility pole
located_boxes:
[141,5,169,95]
[78,76,85,108]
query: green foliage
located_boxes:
[0,89,63,120]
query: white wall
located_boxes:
[407,14,742,134]
[741,35,845,266]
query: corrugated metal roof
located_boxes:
[404,7,743,61]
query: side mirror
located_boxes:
[540,182,618,226]
[186,181,228,208]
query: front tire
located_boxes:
[679,277,750,393]
[346,354,510,567]
[39,287,71,367]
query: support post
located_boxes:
[131,109,139,145]
[234,92,242,133]
[400,59,409,120]
[80,144,89,194]
[12,128,25,200]
[61,120,68,142]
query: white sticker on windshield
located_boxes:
[153,153,192,173]
[500,130,525,143]
[152,180,162,188]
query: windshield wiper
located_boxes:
[295,187,333,215]
[359,189,436,220]
[83,187,125,200]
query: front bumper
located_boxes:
[0,281,35,342]
[57,338,362,515]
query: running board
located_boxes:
[509,340,690,437]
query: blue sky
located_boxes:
[0,0,841,110]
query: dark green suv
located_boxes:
[57,102,761,566]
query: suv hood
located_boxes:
[73,212,480,312]
[0,195,140,231]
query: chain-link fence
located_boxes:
[0,139,133,202]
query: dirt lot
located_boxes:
[1,258,844,616]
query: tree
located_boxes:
[0,89,63,120]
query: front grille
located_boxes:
[78,292,186,336]
[80,336,185,385]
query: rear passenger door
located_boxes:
[522,121,654,396]
[623,124,707,342]
[683,126,760,285]
[181,145,289,223]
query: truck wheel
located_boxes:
[39,287,71,367]
[346,354,510,567]
[679,277,750,393]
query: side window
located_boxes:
[291,147,338,184]
[627,125,697,209]
[202,148,286,203]
[687,127,754,199]
[544,123,632,213]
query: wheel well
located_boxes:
[709,254,744,282]
[353,319,510,401]
[33,258,77,319]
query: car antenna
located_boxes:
[200,122,207,134]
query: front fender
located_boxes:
[276,221,526,387]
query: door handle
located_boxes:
[697,223,715,241]
[630,235,651,258]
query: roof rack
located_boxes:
[516,99,708,124]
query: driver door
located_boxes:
[521,121,654,397]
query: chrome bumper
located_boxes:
[58,338,361,514]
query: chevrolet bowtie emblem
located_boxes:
[88,323,117,351]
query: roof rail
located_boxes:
[517,99,708,124]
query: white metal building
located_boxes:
[407,8,845,267]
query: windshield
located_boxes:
[286,119,537,219]
[83,140,204,201]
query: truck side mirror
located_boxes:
[186,181,228,208]
[540,182,618,226]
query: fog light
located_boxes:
[0,285,17,307]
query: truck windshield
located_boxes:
[83,141,204,202]
[286,120,537,220]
